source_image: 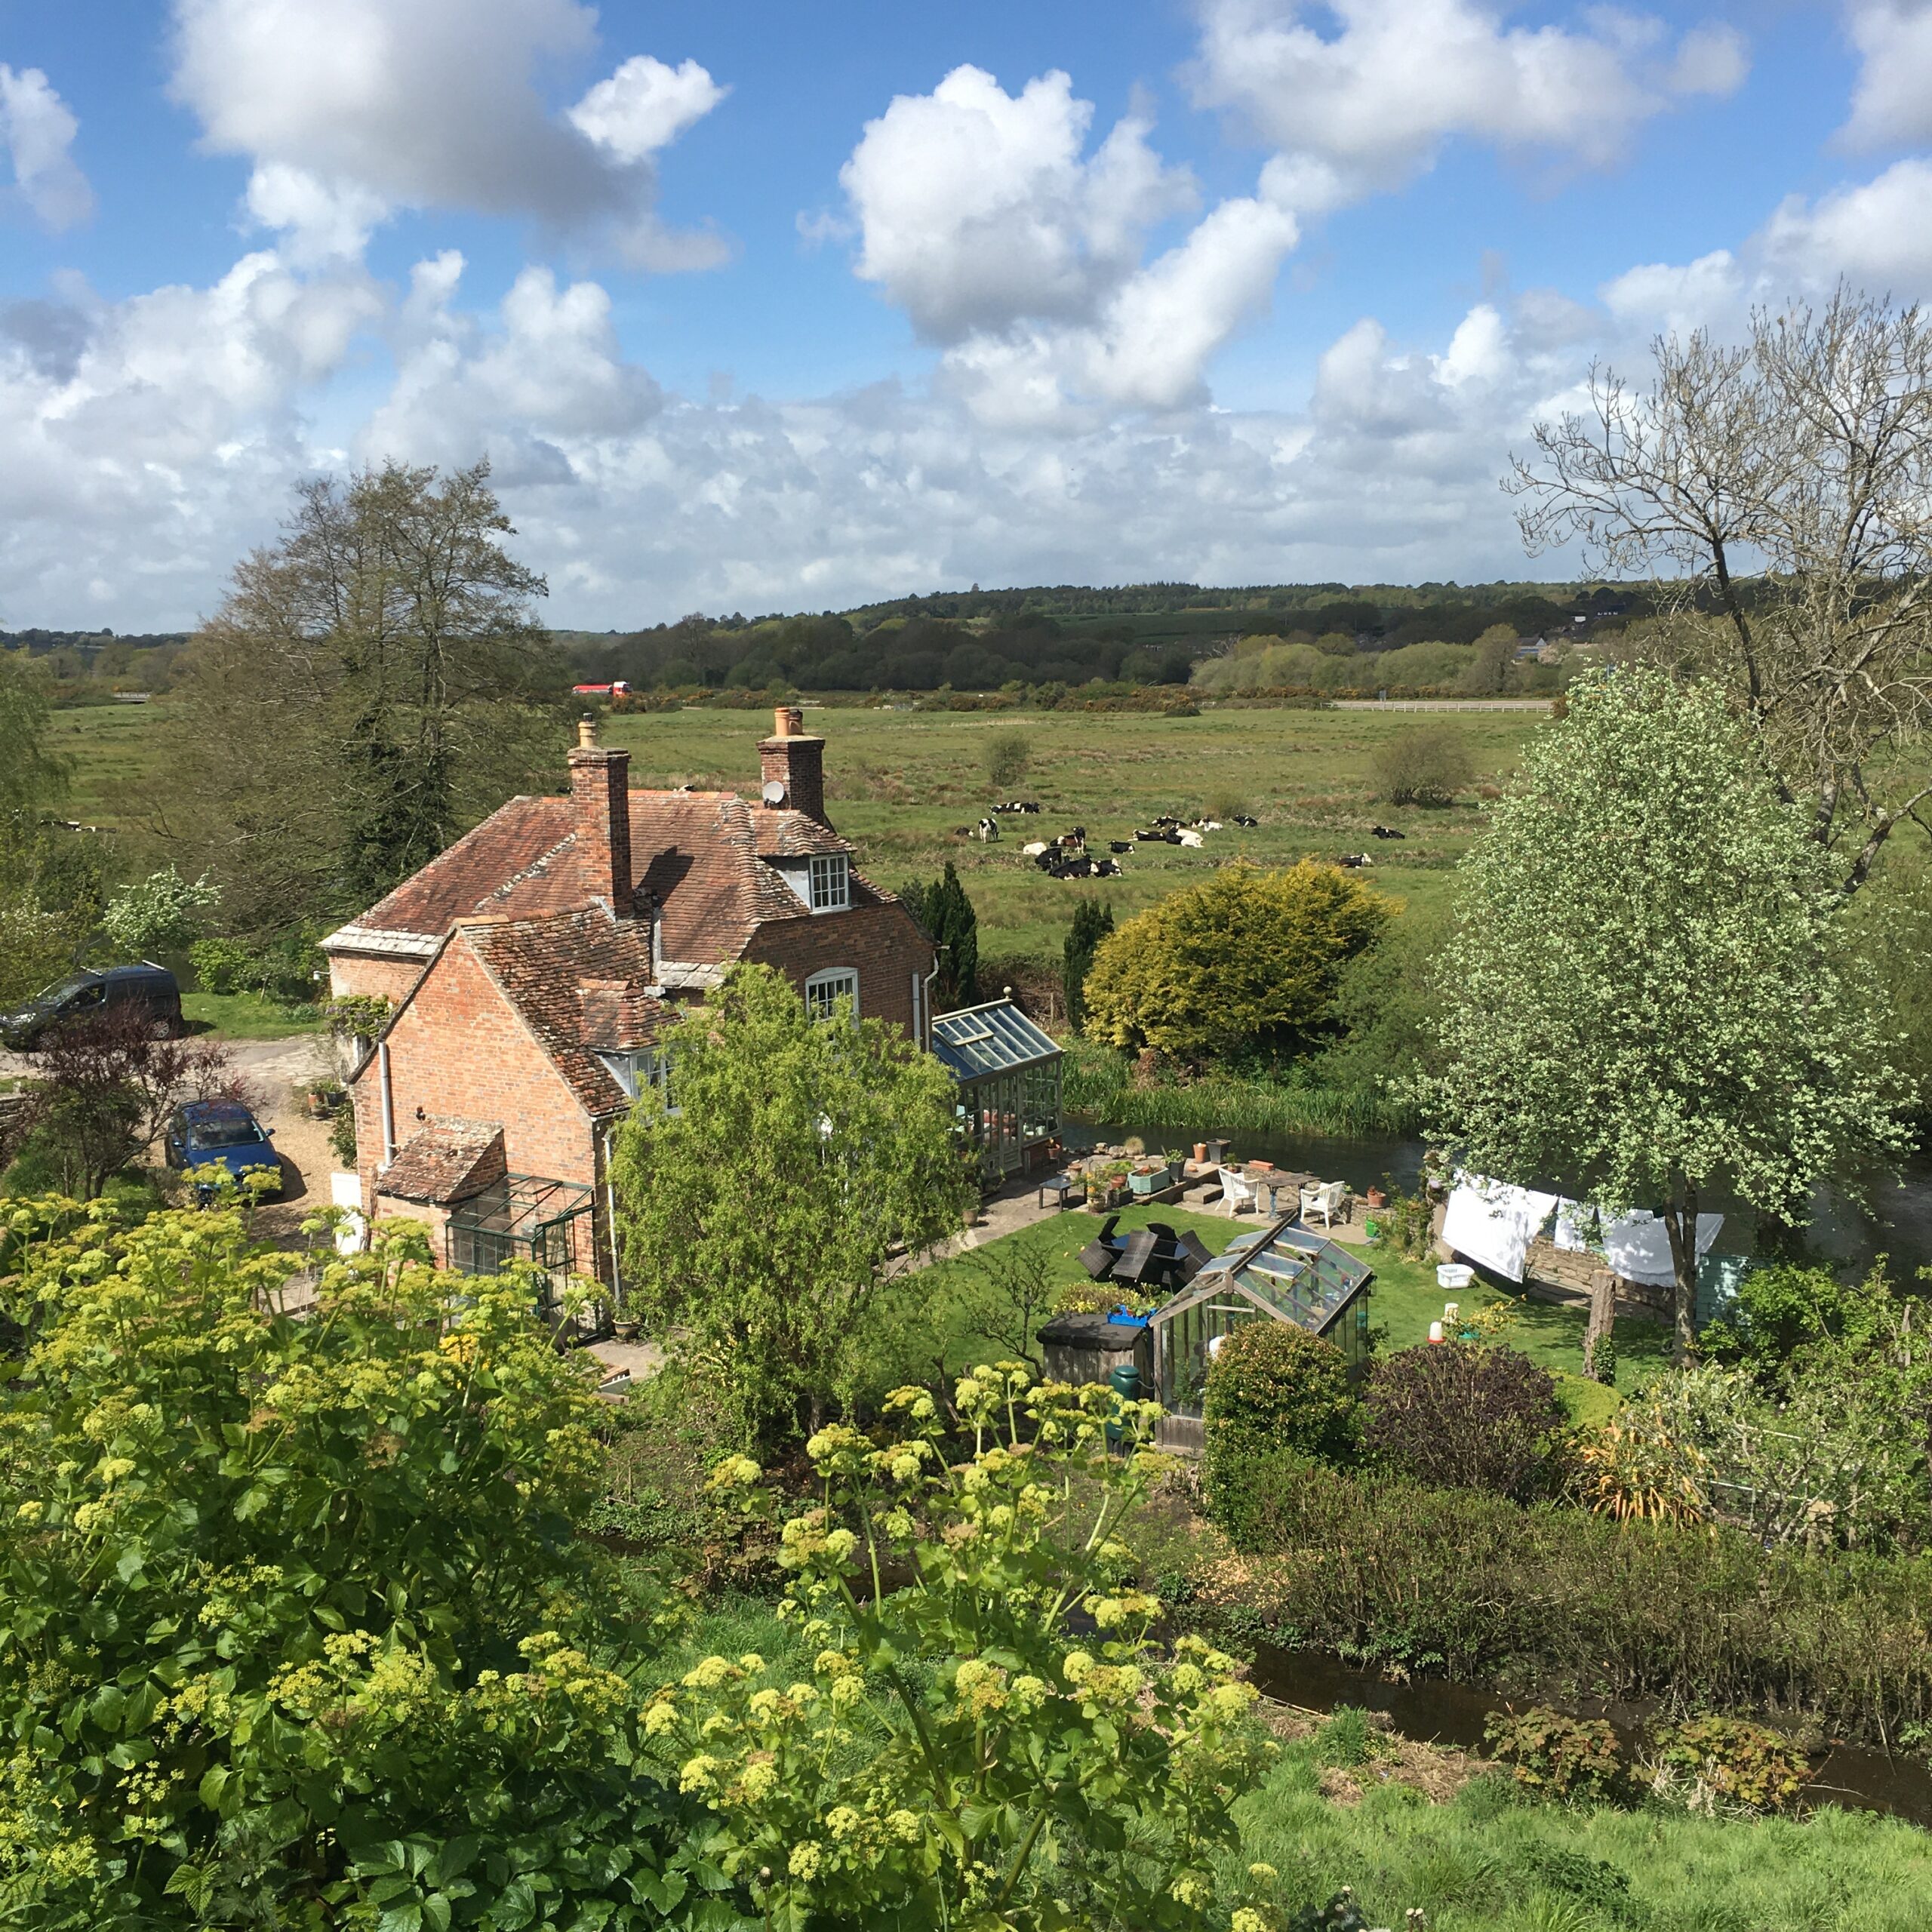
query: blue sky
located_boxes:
[1,2,1927,629]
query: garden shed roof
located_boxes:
[928,998,1060,1082]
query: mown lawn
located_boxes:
[914,1208,1665,1423]
[182,991,322,1039]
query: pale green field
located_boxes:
[54,700,1549,962]
[605,703,1546,961]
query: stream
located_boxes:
[1245,1641,1932,1830]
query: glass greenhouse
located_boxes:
[929,997,1063,1182]
[1148,1216,1374,1440]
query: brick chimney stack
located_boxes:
[568,714,632,917]
[758,705,828,826]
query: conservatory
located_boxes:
[1146,1215,1374,1453]
[928,996,1063,1183]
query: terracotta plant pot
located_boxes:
[1365,1187,1388,1209]
[1192,1143,1208,1164]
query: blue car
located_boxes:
[164,1100,284,1199]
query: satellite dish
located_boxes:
[761,780,786,808]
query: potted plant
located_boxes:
[612,1309,642,1342]
[302,1078,343,1118]
[1192,1141,1208,1165]
[1128,1161,1164,1198]
[1364,1178,1389,1210]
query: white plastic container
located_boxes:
[1437,1263,1475,1291]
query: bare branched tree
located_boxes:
[1509,285,1932,894]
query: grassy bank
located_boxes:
[657,1592,1932,1927]
[1063,1038,1417,1138]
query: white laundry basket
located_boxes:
[1436,1263,1475,1291]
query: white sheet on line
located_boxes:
[1598,1209,1724,1287]
[1441,1174,1561,1283]
[1552,1198,1595,1252]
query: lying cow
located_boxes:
[1371,824,1407,839]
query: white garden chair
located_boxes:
[1220,1167,1261,1216]
[1300,1180,1346,1228]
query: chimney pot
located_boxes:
[567,723,632,915]
[757,713,829,826]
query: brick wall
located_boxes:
[351,934,596,1221]
[328,952,430,1008]
[740,900,934,1035]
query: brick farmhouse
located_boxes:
[324,708,937,1287]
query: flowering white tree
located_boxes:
[1421,667,1911,1361]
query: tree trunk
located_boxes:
[1582,1275,1615,1381]
[1663,1186,1699,1367]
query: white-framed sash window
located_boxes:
[804,968,858,1020]
[809,854,851,912]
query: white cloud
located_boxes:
[1840,2,1932,149]
[839,66,1197,341]
[168,0,725,265]
[836,66,1298,428]
[0,65,94,229]
[1761,158,1932,290]
[1600,249,1743,334]
[570,55,725,162]
[1189,0,1748,207]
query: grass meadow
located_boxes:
[51,697,1549,965]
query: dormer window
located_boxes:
[809,853,851,912]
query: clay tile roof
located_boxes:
[463,906,669,1116]
[346,795,580,941]
[379,1118,506,1204]
[752,811,854,860]
[329,784,892,970]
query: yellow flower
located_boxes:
[1063,1650,1094,1686]
[825,1805,863,1840]
[677,1754,721,1792]
[887,1808,922,1843]
[643,1700,678,1737]
[1247,1863,1278,1883]
[737,1761,778,1801]
[1232,1911,1268,1932]
[737,1654,765,1674]
[789,1841,823,1881]
[1170,1872,1211,1908]
[681,1655,737,1690]
[14,1501,43,1523]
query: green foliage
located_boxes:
[985,728,1032,790]
[99,867,219,960]
[1203,1323,1355,1523]
[327,1100,357,1167]
[186,937,260,996]
[0,1198,691,1928]
[1313,1706,1374,1769]
[164,461,559,942]
[325,991,394,1041]
[1371,726,1475,804]
[1082,861,1392,1064]
[1481,1708,1624,1804]
[668,1366,1274,1927]
[900,860,980,1010]
[1063,896,1115,1032]
[1646,1716,1814,1817]
[1361,1345,1568,1500]
[1302,905,1445,1109]
[1586,1357,1927,1552]
[1423,667,1912,1357]
[1174,1451,1932,1748]
[613,963,973,1451]
[0,651,100,1008]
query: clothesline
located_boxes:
[1441,1171,1723,1285]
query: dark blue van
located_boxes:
[0,962,185,1049]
